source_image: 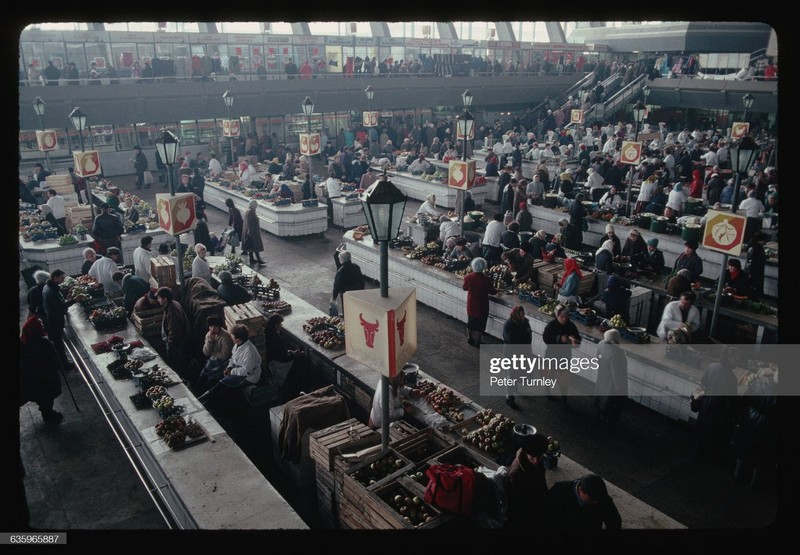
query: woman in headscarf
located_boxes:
[594,328,628,424]
[462,257,497,347]
[242,199,266,267]
[666,268,693,297]
[594,239,616,274]
[191,243,212,283]
[542,303,581,402]
[688,169,704,199]
[665,182,687,218]
[20,315,63,424]
[529,229,548,261]
[554,257,583,305]
[417,194,440,218]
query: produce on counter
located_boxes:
[262,300,292,312]
[465,408,515,455]
[155,415,187,448]
[425,386,466,422]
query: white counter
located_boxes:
[65,301,308,529]
[331,196,367,229]
[203,181,328,237]
[374,168,487,210]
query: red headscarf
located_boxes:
[560,257,583,286]
[20,315,47,345]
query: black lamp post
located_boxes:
[365,85,374,113]
[626,100,646,217]
[360,171,408,450]
[742,92,755,123]
[642,84,651,105]
[222,90,234,167]
[155,128,184,289]
[302,96,314,136]
[709,134,759,339]
[456,90,475,235]
[33,97,52,173]
[69,106,94,222]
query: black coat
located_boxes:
[732,377,777,468]
[595,249,614,274]
[332,261,365,300]
[529,237,548,261]
[42,280,68,332]
[695,362,738,446]
[26,284,47,321]
[543,480,622,529]
[745,243,766,298]
[20,336,62,405]
[506,448,547,527]
[217,281,252,305]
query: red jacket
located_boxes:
[462,272,497,318]
[689,169,704,199]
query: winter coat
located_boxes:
[594,339,629,413]
[20,335,62,405]
[242,208,264,253]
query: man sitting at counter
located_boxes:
[657,291,701,342]
[641,238,665,275]
[672,240,704,283]
[620,229,648,265]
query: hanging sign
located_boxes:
[701,210,747,256]
[156,192,197,236]
[36,130,58,151]
[570,109,584,124]
[300,133,321,156]
[344,288,417,378]
[448,159,476,190]
[619,141,642,166]
[222,119,240,137]
[731,122,750,139]
[73,150,102,177]
[363,111,379,127]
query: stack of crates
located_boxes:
[223,304,266,369]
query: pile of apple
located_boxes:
[415,380,437,396]
[425,386,466,422]
[384,486,437,527]
[351,454,407,487]
[463,408,515,455]
[405,465,430,486]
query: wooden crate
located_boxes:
[130,307,164,336]
[341,448,413,497]
[224,303,266,365]
[356,476,445,529]
[429,444,499,471]
[390,427,456,464]
[45,174,73,194]
[537,263,562,290]
[309,418,376,472]
[388,420,419,443]
[151,256,177,288]
[332,434,383,502]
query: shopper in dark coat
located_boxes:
[242,200,265,267]
[26,270,50,321]
[543,474,622,529]
[216,270,252,305]
[693,353,738,461]
[594,329,628,424]
[567,194,587,248]
[600,275,632,324]
[745,233,767,299]
[502,305,532,410]
[331,250,365,312]
[42,269,72,367]
[542,304,581,401]
[506,433,549,528]
[225,198,244,255]
[20,315,63,424]
[157,287,191,375]
[529,229,549,261]
[732,370,777,486]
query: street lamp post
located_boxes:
[642,84,651,105]
[222,90,234,167]
[360,171,408,449]
[155,128,184,291]
[33,97,52,173]
[626,100,646,217]
[709,135,759,339]
[302,96,314,135]
[742,92,755,124]
[69,106,94,223]
[365,85,374,113]
[457,89,475,236]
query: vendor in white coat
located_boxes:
[417,194,441,218]
[657,291,701,341]
[368,373,421,429]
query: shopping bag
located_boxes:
[143,170,155,185]
[329,302,339,317]
[424,463,476,516]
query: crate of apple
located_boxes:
[377,479,441,528]
[349,451,412,489]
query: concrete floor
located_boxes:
[15,174,781,538]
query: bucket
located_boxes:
[638,213,652,229]
[650,217,668,234]
[519,231,532,244]
[543,194,558,209]
[681,223,701,242]
[685,198,703,215]
[512,423,537,440]
[402,363,419,385]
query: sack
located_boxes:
[581,217,589,232]
[143,170,155,185]
[242,235,254,251]
[424,463,476,516]
[690,386,705,412]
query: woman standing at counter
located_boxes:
[242,200,266,267]
[462,257,497,347]
[225,198,243,255]
[543,304,581,403]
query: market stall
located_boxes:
[341,229,763,424]
[203,179,328,237]
[371,167,487,210]
[62,289,308,530]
